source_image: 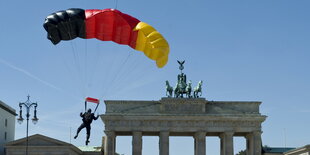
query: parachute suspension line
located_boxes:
[63,20,85,98]
[97,46,117,99]
[123,50,159,95]
[115,0,119,9]
[100,51,132,99]
[71,20,89,98]
[69,41,85,98]
[50,46,83,102]
[69,42,79,72]
[83,39,89,98]
[98,43,125,98]
[94,43,106,98]
[87,42,103,93]
[112,50,141,94]
[106,51,134,97]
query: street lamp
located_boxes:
[17,95,38,155]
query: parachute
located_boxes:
[43,8,169,68]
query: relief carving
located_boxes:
[107,119,262,130]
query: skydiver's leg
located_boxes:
[85,125,91,145]
[74,123,86,139]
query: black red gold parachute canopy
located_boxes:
[43,8,169,68]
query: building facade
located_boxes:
[5,134,102,155]
[284,145,310,155]
[0,100,16,155]
[262,147,296,155]
[261,146,310,155]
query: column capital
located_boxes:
[225,131,235,136]
[132,131,142,136]
[220,131,234,138]
[159,131,170,136]
[245,131,262,139]
[245,133,253,139]
[160,130,170,132]
[105,131,116,137]
[194,131,206,139]
[253,131,263,136]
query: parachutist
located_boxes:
[74,109,99,145]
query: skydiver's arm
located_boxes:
[80,112,83,117]
[93,114,99,120]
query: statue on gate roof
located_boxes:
[165,60,204,98]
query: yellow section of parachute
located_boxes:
[134,22,169,68]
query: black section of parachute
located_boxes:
[43,8,86,45]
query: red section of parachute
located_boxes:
[85,97,100,104]
[84,9,140,49]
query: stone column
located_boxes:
[194,132,206,155]
[245,131,262,155]
[253,131,262,155]
[104,131,116,155]
[159,131,169,155]
[246,133,254,155]
[220,132,234,155]
[102,136,106,155]
[132,131,142,155]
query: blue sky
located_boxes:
[0,0,309,154]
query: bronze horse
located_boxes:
[165,81,173,97]
[193,80,203,98]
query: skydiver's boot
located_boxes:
[74,125,83,139]
[86,134,90,145]
[74,132,79,139]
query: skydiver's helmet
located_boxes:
[87,109,92,113]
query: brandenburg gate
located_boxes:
[101,61,266,155]
[101,98,266,155]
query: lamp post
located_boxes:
[17,95,38,155]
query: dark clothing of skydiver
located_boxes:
[74,109,99,145]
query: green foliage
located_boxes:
[236,150,246,155]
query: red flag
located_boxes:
[85,97,100,104]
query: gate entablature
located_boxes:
[102,98,265,133]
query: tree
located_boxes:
[236,150,246,155]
